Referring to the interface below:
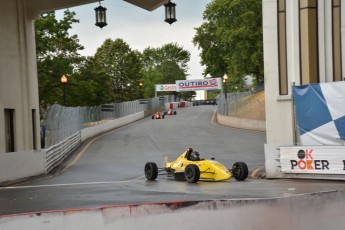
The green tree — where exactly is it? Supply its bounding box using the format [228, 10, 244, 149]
[35, 10, 84, 110]
[69, 57, 113, 106]
[142, 68, 163, 98]
[193, 0, 263, 91]
[142, 43, 190, 97]
[94, 38, 143, 102]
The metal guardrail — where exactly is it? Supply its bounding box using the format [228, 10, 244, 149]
[45, 132, 81, 173]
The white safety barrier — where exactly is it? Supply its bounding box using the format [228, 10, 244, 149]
[0, 112, 145, 184]
[81, 112, 144, 142]
[0, 150, 45, 183]
[1, 190, 345, 230]
[217, 112, 266, 132]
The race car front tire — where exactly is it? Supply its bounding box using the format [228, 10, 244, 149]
[145, 162, 158, 180]
[232, 162, 248, 181]
[184, 164, 200, 183]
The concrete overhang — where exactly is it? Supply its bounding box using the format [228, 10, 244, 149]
[27, 0, 98, 18]
[123, 0, 166, 11]
[27, 0, 166, 18]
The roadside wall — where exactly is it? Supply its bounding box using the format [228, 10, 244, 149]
[0, 112, 145, 184]
[1, 191, 345, 230]
[216, 112, 266, 132]
[81, 112, 144, 142]
[0, 151, 45, 183]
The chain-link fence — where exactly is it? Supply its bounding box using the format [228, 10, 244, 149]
[217, 92, 252, 115]
[41, 95, 176, 148]
[217, 90, 265, 120]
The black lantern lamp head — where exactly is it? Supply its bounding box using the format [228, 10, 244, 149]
[95, 1, 107, 29]
[164, 1, 177, 25]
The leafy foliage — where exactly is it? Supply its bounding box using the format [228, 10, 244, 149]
[35, 11, 191, 110]
[70, 57, 113, 106]
[193, 0, 263, 91]
[35, 10, 84, 109]
[93, 38, 143, 102]
[142, 43, 191, 97]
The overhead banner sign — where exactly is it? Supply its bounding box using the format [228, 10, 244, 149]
[155, 84, 177, 92]
[176, 78, 222, 92]
[280, 146, 345, 174]
[293, 82, 345, 145]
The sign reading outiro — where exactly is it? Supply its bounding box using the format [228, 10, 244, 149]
[280, 146, 345, 174]
[176, 78, 222, 91]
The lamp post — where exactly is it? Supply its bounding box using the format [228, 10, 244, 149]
[138, 82, 144, 99]
[60, 74, 68, 106]
[223, 73, 228, 100]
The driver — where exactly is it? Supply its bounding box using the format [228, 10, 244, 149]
[190, 151, 200, 161]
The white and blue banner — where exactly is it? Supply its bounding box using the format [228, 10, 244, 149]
[293, 82, 345, 145]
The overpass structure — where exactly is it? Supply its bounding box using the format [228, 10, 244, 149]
[0, 0, 167, 182]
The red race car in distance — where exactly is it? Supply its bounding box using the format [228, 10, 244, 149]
[152, 112, 165, 119]
[164, 109, 177, 116]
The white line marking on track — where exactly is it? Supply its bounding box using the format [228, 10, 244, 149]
[1, 176, 146, 190]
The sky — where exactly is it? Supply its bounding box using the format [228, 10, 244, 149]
[57, 0, 212, 81]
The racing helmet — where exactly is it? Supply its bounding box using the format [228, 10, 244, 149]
[190, 151, 200, 161]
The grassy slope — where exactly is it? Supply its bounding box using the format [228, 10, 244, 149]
[227, 91, 266, 120]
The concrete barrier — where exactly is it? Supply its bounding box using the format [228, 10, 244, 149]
[0, 112, 145, 185]
[81, 112, 144, 142]
[216, 112, 266, 132]
[165, 102, 179, 109]
[0, 150, 45, 184]
[1, 190, 345, 230]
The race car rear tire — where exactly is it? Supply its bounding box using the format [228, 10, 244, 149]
[232, 162, 248, 181]
[174, 111, 176, 115]
[152, 115, 154, 119]
[184, 164, 200, 183]
[162, 115, 165, 119]
[145, 162, 158, 180]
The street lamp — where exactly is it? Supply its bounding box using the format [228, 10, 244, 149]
[95, 1, 107, 29]
[60, 74, 68, 106]
[164, 1, 177, 25]
[223, 73, 228, 99]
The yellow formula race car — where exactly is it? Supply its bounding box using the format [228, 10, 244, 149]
[144, 148, 248, 183]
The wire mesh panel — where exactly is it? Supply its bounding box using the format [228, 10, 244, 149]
[217, 91, 265, 120]
[41, 97, 166, 148]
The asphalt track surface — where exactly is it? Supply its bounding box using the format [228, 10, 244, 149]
[1, 105, 345, 216]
